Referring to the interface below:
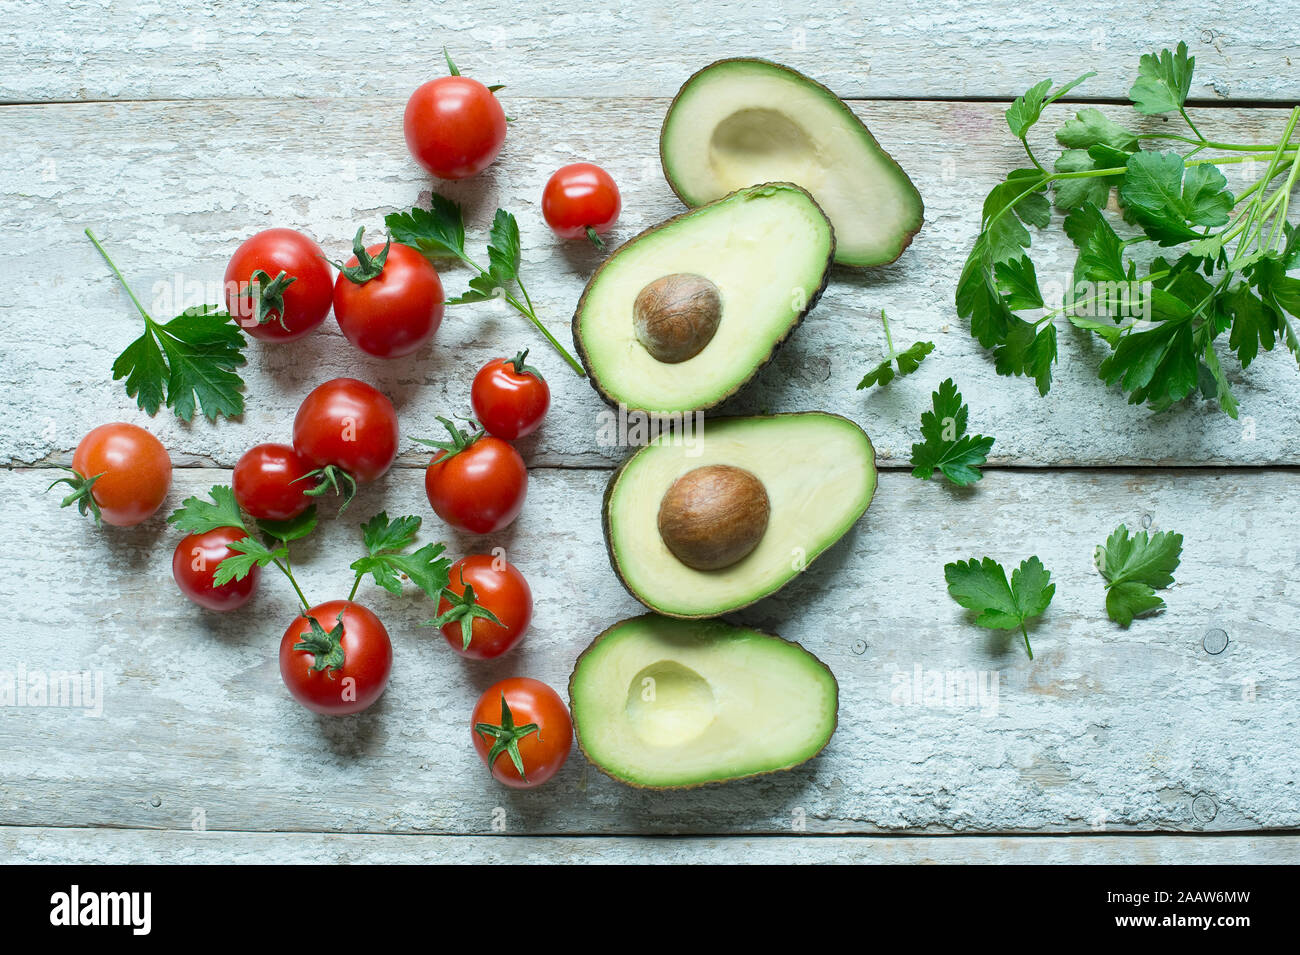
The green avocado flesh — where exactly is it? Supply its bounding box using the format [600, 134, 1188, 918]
[572, 183, 833, 414]
[604, 413, 876, 618]
[660, 58, 924, 267]
[569, 614, 838, 788]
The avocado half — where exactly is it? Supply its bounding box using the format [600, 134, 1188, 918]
[660, 58, 924, 267]
[569, 614, 838, 789]
[603, 412, 877, 618]
[572, 183, 834, 415]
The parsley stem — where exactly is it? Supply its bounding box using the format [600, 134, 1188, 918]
[347, 572, 362, 603]
[1021, 627, 1033, 660]
[1179, 106, 1207, 144]
[85, 228, 154, 325]
[272, 556, 311, 613]
[880, 310, 896, 354]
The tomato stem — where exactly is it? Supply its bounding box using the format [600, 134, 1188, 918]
[85, 228, 154, 325]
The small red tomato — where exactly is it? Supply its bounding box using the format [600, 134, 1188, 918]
[471, 677, 572, 788]
[542, 163, 621, 246]
[279, 600, 393, 716]
[471, 349, 550, 440]
[293, 378, 400, 486]
[436, 554, 532, 659]
[224, 228, 334, 342]
[420, 419, 527, 535]
[172, 526, 259, 612]
[403, 54, 507, 180]
[333, 235, 444, 359]
[233, 443, 314, 522]
[59, 423, 172, 527]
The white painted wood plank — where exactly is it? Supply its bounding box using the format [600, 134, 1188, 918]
[3, 827, 1294, 864]
[3, 98, 1299, 469]
[2, 465, 1295, 834]
[3, 2, 1295, 103]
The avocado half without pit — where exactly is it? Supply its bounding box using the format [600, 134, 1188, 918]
[572, 183, 834, 415]
[660, 58, 924, 267]
[603, 412, 876, 618]
[569, 614, 838, 788]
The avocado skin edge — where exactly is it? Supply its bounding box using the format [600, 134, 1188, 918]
[570, 182, 836, 414]
[599, 411, 878, 620]
[567, 612, 841, 790]
[658, 57, 925, 268]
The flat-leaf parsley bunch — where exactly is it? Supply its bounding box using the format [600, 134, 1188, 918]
[958, 42, 1300, 416]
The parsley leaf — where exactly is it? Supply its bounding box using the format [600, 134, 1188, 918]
[214, 536, 287, 586]
[385, 193, 468, 259]
[167, 485, 246, 534]
[944, 556, 1055, 658]
[910, 378, 995, 486]
[1120, 151, 1234, 244]
[1129, 42, 1195, 115]
[857, 311, 935, 389]
[349, 512, 451, 600]
[1056, 108, 1139, 152]
[1095, 523, 1183, 627]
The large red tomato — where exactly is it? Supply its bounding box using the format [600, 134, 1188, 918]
[542, 163, 621, 245]
[224, 228, 334, 342]
[172, 526, 259, 612]
[420, 421, 527, 534]
[293, 378, 399, 485]
[436, 554, 532, 659]
[403, 63, 507, 180]
[470, 350, 550, 440]
[60, 423, 172, 527]
[232, 443, 314, 522]
[333, 240, 444, 358]
[279, 600, 393, 716]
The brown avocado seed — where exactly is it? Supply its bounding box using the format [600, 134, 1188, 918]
[657, 465, 770, 571]
[633, 273, 722, 363]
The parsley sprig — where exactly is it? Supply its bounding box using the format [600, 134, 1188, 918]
[87, 229, 247, 422]
[945, 555, 1056, 658]
[958, 42, 1300, 416]
[857, 311, 935, 389]
[1095, 523, 1184, 627]
[347, 511, 452, 603]
[910, 379, 995, 486]
[385, 195, 585, 375]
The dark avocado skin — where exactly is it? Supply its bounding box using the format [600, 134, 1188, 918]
[658, 57, 925, 267]
[567, 612, 840, 790]
[600, 411, 878, 620]
[570, 182, 836, 415]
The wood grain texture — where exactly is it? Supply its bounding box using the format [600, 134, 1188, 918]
[2, 465, 1295, 835]
[3, 97, 1299, 469]
[3, 2, 1295, 103]
[3, 828, 1295, 864]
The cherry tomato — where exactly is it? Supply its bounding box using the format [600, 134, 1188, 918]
[542, 163, 621, 245]
[471, 677, 572, 788]
[62, 423, 172, 527]
[172, 526, 259, 612]
[279, 600, 392, 716]
[232, 443, 314, 522]
[403, 56, 507, 180]
[436, 554, 532, 659]
[333, 240, 444, 358]
[224, 228, 334, 342]
[471, 349, 550, 440]
[421, 420, 527, 534]
[293, 378, 399, 485]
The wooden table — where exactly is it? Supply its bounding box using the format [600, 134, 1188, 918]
[2, 1, 1297, 864]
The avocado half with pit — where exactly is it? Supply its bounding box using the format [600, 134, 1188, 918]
[660, 58, 924, 267]
[603, 412, 876, 618]
[572, 182, 834, 415]
[569, 614, 838, 788]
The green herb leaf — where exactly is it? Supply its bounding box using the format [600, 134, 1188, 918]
[910, 378, 995, 486]
[1095, 523, 1183, 627]
[386, 194, 469, 260]
[944, 556, 1055, 658]
[1129, 42, 1195, 115]
[214, 535, 286, 585]
[1056, 108, 1139, 151]
[348, 512, 451, 600]
[1120, 152, 1233, 244]
[167, 485, 247, 535]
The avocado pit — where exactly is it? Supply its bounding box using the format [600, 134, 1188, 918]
[657, 464, 770, 571]
[633, 272, 721, 363]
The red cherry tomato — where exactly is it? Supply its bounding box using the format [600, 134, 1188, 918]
[472, 678, 572, 788]
[471, 350, 550, 440]
[172, 526, 259, 612]
[232, 443, 314, 522]
[279, 600, 392, 716]
[333, 241, 444, 358]
[224, 228, 334, 342]
[421, 421, 527, 534]
[403, 60, 507, 180]
[542, 163, 621, 244]
[293, 378, 399, 485]
[65, 423, 172, 527]
[437, 554, 532, 659]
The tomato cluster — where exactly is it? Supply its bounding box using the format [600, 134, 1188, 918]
[52, 50, 599, 789]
